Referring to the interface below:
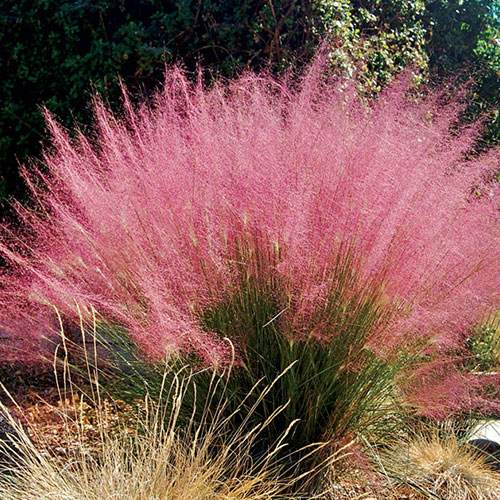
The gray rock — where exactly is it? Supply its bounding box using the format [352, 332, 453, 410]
[468, 420, 500, 471]
[468, 439, 500, 471]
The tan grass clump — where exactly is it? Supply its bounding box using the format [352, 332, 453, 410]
[0, 367, 334, 500]
[382, 430, 500, 500]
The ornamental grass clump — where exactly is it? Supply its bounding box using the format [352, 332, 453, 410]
[380, 429, 500, 500]
[1, 59, 500, 453]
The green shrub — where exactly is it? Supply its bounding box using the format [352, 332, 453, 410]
[467, 320, 500, 373]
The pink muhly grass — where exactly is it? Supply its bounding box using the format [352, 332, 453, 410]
[1, 61, 500, 414]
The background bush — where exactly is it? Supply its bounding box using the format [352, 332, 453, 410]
[0, 0, 317, 204]
[2, 0, 500, 205]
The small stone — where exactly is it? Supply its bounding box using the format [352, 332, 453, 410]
[468, 438, 500, 471]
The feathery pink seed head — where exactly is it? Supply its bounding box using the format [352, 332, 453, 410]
[1, 62, 500, 415]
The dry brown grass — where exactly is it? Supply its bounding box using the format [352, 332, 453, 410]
[379, 430, 500, 500]
[0, 368, 332, 500]
[1, 381, 499, 500]
[0, 361, 352, 500]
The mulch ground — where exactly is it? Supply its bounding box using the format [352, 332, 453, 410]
[0, 361, 132, 458]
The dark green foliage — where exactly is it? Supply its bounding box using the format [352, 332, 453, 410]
[1, 0, 162, 203]
[425, 0, 491, 74]
[423, 1, 500, 149]
[0, 0, 317, 205]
